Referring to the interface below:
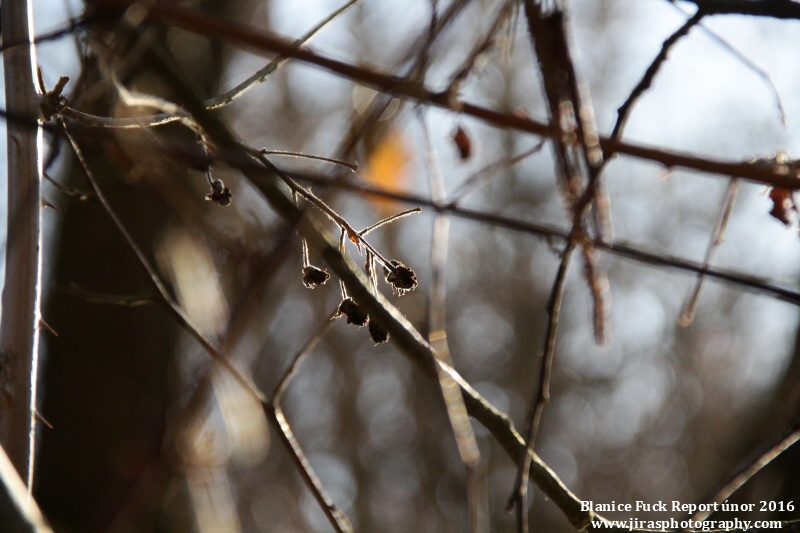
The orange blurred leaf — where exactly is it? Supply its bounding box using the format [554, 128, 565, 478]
[362, 131, 410, 212]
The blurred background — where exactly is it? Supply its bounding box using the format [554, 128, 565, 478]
[1, 0, 799, 531]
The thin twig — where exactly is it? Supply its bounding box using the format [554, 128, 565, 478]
[508, 241, 576, 531]
[61, 123, 266, 405]
[250, 148, 400, 272]
[612, 11, 704, 139]
[266, 406, 353, 533]
[60, 283, 157, 307]
[444, 0, 517, 97]
[61, 0, 361, 129]
[266, 314, 353, 533]
[272, 314, 337, 408]
[43, 173, 95, 201]
[667, 1, 787, 127]
[62, 9, 800, 191]
[358, 208, 422, 236]
[260, 149, 358, 172]
[691, 424, 800, 524]
[679, 179, 741, 326]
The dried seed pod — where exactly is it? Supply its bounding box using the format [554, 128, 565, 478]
[337, 298, 368, 327]
[205, 179, 232, 206]
[368, 320, 389, 344]
[302, 265, 330, 289]
[385, 260, 417, 296]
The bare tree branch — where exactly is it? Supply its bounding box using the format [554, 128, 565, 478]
[612, 11, 704, 139]
[0, 0, 44, 488]
[679, 0, 800, 19]
[66, 4, 800, 191]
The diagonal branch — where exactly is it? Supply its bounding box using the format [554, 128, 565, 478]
[612, 11, 704, 139]
[61, 124, 266, 405]
[690, 423, 800, 524]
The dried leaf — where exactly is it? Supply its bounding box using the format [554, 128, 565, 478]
[453, 125, 472, 161]
[768, 187, 796, 226]
[346, 227, 362, 252]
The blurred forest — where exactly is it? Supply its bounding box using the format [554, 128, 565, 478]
[2, 0, 800, 532]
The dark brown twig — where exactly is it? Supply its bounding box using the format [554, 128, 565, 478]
[508, 240, 575, 531]
[266, 406, 353, 533]
[512, 3, 609, 528]
[267, 315, 353, 533]
[667, 1, 787, 127]
[612, 11, 704, 139]
[680, 0, 800, 19]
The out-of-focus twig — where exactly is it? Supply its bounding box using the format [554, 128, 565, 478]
[0, 443, 53, 532]
[419, 112, 487, 533]
[679, 179, 740, 326]
[444, 0, 517, 98]
[449, 140, 545, 204]
[512, 3, 609, 528]
[60, 283, 157, 307]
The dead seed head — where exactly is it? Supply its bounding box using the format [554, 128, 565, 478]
[337, 298, 368, 327]
[385, 260, 417, 295]
[205, 179, 232, 206]
[302, 265, 330, 289]
[368, 320, 390, 344]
